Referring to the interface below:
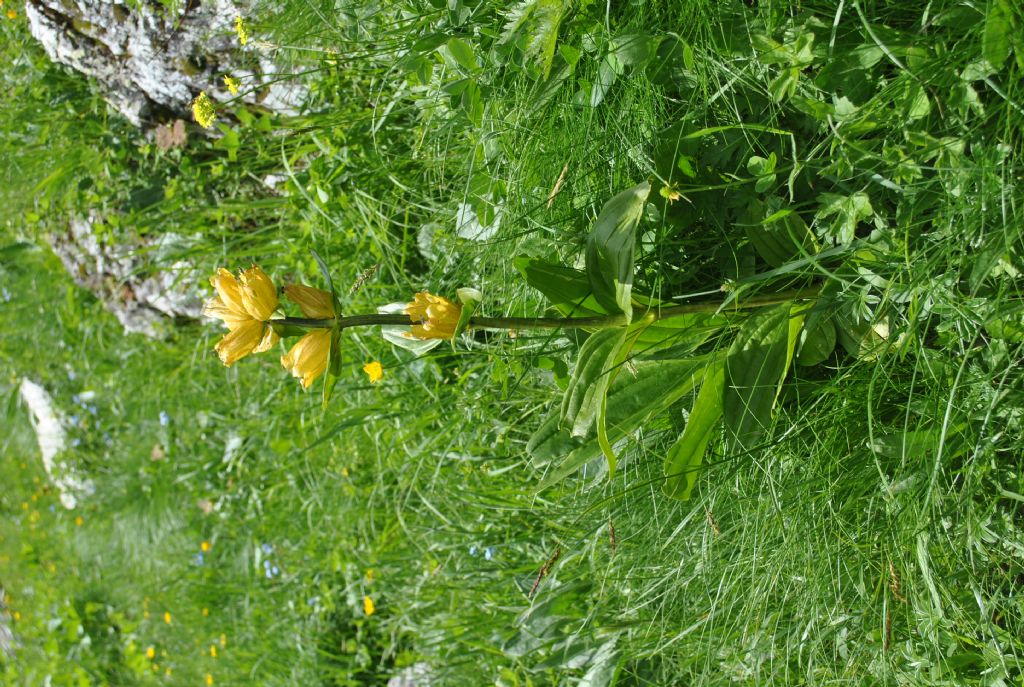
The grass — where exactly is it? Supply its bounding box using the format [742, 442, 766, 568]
[2, 0, 1023, 684]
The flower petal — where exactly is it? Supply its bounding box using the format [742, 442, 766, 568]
[214, 319, 264, 366]
[284, 284, 335, 319]
[280, 329, 331, 389]
[210, 268, 247, 317]
[202, 295, 251, 331]
[362, 361, 383, 383]
[238, 266, 279, 321]
[252, 324, 280, 353]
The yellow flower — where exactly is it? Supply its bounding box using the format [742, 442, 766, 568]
[220, 633, 227, 648]
[280, 329, 332, 389]
[283, 284, 335, 319]
[202, 607, 209, 616]
[163, 612, 172, 625]
[191, 91, 217, 129]
[210, 644, 217, 658]
[234, 16, 248, 45]
[203, 267, 280, 366]
[146, 646, 156, 660]
[201, 541, 211, 553]
[405, 292, 461, 339]
[363, 596, 375, 616]
[362, 361, 383, 383]
[660, 183, 682, 204]
[74, 516, 84, 526]
[223, 75, 240, 96]
[206, 674, 214, 686]
[6, 8, 16, 19]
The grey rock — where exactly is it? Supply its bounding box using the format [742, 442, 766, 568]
[49, 213, 204, 337]
[25, 0, 305, 127]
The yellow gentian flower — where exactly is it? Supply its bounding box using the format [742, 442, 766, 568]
[203, 266, 280, 366]
[283, 284, 335, 319]
[362, 361, 383, 383]
[405, 292, 461, 339]
[280, 329, 332, 389]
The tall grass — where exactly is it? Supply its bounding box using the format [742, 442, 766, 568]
[2, 0, 1022, 684]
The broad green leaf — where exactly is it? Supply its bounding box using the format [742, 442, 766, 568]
[796, 311, 836, 366]
[532, 354, 716, 490]
[815, 192, 874, 245]
[663, 359, 724, 500]
[983, 0, 1012, 69]
[585, 181, 650, 321]
[446, 37, 478, 72]
[513, 256, 607, 316]
[560, 328, 628, 436]
[743, 202, 817, 268]
[610, 33, 660, 66]
[723, 304, 793, 452]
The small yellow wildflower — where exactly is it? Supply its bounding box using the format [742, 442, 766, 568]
[206, 674, 214, 686]
[6, 8, 16, 19]
[281, 329, 332, 389]
[363, 596, 375, 616]
[165, 667, 172, 677]
[362, 361, 383, 383]
[191, 92, 217, 129]
[203, 266, 280, 366]
[660, 183, 682, 204]
[163, 612, 172, 625]
[210, 644, 218, 658]
[405, 292, 461, 340]
[75, 516, 84, 526]
[13, 611, 20, 621]
[146, 646, 156, 660]
[223, 75, 240, 96]
[365, 568, 374, 582]
[202, 607, 209, 616]
[201, 541, 212, 553]
[234, 16, 248, 46]
[220, 633, 227, 648]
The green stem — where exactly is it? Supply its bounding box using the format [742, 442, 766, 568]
[275, 286, 820, 333]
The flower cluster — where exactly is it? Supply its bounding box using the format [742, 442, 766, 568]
[204, 265, 465, 393]
[192, 92, 217, 129]
[405, 292, 461, 339]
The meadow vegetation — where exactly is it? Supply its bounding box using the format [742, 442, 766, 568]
[2, 0, 1023, 684]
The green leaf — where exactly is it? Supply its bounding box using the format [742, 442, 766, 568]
[585, 181, 651, 321]
[796, 311, 836, 366]
[983, 0, 1013, 69]
[663, 360, 724, 500]
[723, 304, 794, 452]
[815, 192, 874, 245]
[322, 329, 342, 409]
[451, 287, 482, 343]
[610, 33, 660, 66]
[446, 37, 478, 72]
[561, 328, 629, 437]
[311, 249, 335, 298]
[532, 354, 716, 489]
[513, 256, 607, 316]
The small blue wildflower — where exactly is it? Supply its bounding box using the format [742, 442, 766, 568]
[49, 505, 56, 513]
[72, 394, 82, 405]
[1, 287, 10, 302]
[70, 414, 81, 427]
[193, 553, 205, 566]
[484, 547, 495, 561]
[265, 568, 273, 579]
[261, 543, 273, 554]
[71, 438, 82, 448]
[271, 566, 280, 576]
[159, 411, 170, 426]
[469, 545, 478, 557]
[263, 559, 272, 569]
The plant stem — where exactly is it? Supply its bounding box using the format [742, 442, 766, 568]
[275, 286, 820, 333]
